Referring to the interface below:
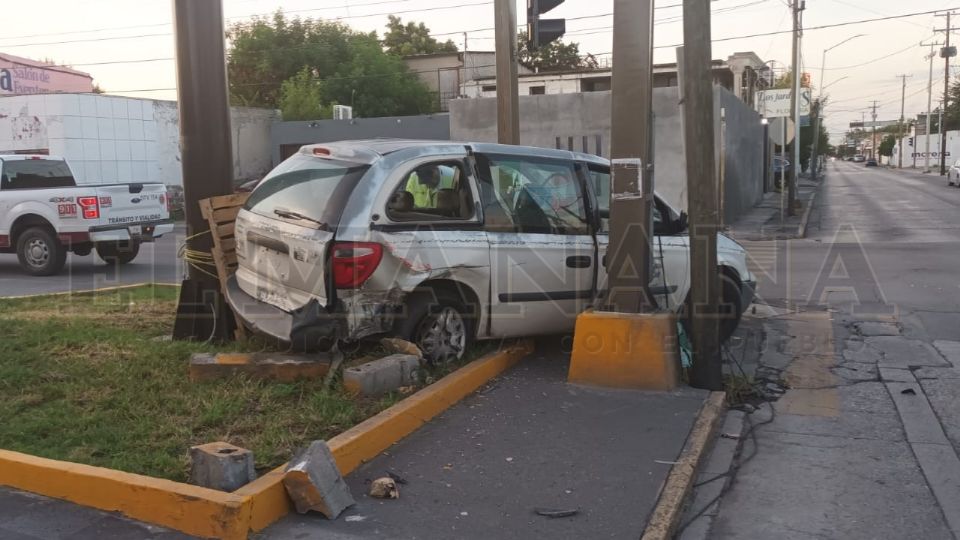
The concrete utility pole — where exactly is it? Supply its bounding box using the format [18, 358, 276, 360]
[682, 0, 722, 390]
[787, 0, 804, 215]
[923, 40, 942, 173]
[494, 0, 519, 145]
[897, 74, 912, 168]
[606, 0, 655, 313]
[871, 100, 879, 159]
[171, 0, 235, 340]
[936, 12, 955, 175]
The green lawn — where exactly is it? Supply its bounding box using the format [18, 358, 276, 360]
[0, 285, 403, 482]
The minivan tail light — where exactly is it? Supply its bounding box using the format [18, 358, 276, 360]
[331, 242, 382, 289]
[77, 196, 100, 219]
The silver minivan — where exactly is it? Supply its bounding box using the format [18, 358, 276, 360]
[225, 140, 756, 363]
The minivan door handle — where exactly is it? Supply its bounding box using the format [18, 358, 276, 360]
[566, 255, 592, 269]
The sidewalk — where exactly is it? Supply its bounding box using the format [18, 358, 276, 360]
[725, 178, 819, 241]
[263, 339, 710, 539]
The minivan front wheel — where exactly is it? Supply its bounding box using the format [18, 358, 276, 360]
[395, 289, 474, 365]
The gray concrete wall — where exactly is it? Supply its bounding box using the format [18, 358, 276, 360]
[271, 114, 451, 166]
[449, 87, 765, 221]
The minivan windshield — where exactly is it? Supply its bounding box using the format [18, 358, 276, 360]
[244, 153, 369, 229]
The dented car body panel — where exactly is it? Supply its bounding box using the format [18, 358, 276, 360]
[226, 139, 756, 349]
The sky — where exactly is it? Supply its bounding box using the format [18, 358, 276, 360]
[2, 0, 959, 144]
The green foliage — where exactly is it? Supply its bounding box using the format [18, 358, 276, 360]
[878, 133, 897, 157]
[227, 11, 435, 117]
[518, 31, 598, 73]
[383, 15, 458, 56]
[279, 68, 330, 120]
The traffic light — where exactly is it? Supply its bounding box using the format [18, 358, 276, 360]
[909, 137, 914, 147]
[527, 0, 566, 50]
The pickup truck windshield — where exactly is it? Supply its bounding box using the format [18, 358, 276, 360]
[0, 159, 76, 190]
[244, 154, 368, 229]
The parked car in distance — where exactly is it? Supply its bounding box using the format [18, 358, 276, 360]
[853, 155, 866, 163]
[225, 140, 757, 364]
[947, 159, 960, 186]
[0, 155, 173, 276]
[865, 158, 878, 167]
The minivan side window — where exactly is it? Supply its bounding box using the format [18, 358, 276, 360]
[477, 155, 589, 235]
[387, 161, 475, 222]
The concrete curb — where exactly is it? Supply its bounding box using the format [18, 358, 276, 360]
[0, 282, 179, 300]
[641, 391, 727, 540]
[0, 340, 534, 538]
[797, 189, 819, 239]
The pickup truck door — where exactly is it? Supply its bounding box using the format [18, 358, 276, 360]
[476, 153, 596, 338]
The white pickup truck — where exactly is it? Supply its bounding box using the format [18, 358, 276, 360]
[0, 155, 173, 276]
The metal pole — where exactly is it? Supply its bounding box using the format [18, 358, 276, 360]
[606, 0, 655, 313]
[809, 47, 827, 178]
[494, 0, 519, 145]
[898, 74, 911, 168]
[943, 12, 952, 176]
[871, 100, 878, 160]
[926, 42, 934, 173]
[780, 119, 786, 225]
[682, 0, 722, 390]
[171, 0, 235, 340]
[788, 0, 803, 215]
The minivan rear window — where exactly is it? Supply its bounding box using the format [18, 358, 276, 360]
[244, 154, 369, 229]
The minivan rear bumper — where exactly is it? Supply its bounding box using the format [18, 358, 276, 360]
[225, 275, 342, 346]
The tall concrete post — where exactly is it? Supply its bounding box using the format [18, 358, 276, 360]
[605, 0, 655, 313]
[171, 0, 236, 340]
[494, 0, 519, 145]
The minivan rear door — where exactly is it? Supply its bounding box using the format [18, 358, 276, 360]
[234, 153, 369, 312]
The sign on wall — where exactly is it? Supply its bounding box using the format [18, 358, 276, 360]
[755, 88, 812, 118]
[0, 54, 93, 95]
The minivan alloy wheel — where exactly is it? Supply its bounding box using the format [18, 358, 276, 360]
[416, 306, 466, 364]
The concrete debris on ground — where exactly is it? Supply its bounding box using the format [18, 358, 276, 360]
[188, 441, 256, 492]
[283, 441, 355, 519]
[343, 354, 421, 397]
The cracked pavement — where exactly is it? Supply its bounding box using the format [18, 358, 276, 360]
[699, 163, 960, 540]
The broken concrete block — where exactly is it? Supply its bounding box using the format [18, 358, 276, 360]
[369, 477, 400, 499]
[343, 354, 421, 397]
[283, 441, 355, 518]
[189, 442, 256, 492]
[189, 352, 331, 382]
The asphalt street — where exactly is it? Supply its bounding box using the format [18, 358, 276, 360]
[697, 161, 960, 540]
[0, 225, 183, 297]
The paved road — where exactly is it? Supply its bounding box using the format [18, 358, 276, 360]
[694, 162, 960, 539]
[0, 225, 183, 297]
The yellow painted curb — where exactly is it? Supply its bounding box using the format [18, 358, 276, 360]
[0, 282, 179, 301]
[641, 391, 727, 540]
[0, 340, 534, 538]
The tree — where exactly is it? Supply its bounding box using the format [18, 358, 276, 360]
[878, 134, 897, 157]
[279, 68, 329, 120]
[383, 15, 457, 56]
[517, 31, 599, 72]
[227, 11, 435, 117]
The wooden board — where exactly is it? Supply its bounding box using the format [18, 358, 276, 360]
[198, 192, 251, 340]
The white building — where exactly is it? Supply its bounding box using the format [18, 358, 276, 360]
[461, 52, 768, 108]
[0, 93, 278, 186]
[403, 51, 533, 111]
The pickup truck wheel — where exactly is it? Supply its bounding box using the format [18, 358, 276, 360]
[394, 289, 474, 366]
[16, 227, 66, 276]
[97, 241, 140, 265]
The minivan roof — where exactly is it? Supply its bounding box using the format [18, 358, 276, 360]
[298, 139, 608, 166]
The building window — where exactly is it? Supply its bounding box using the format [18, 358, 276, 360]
[581, 77, 611, 92]
[482, 85, 497, 93]
[529, 86, 546, 95]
